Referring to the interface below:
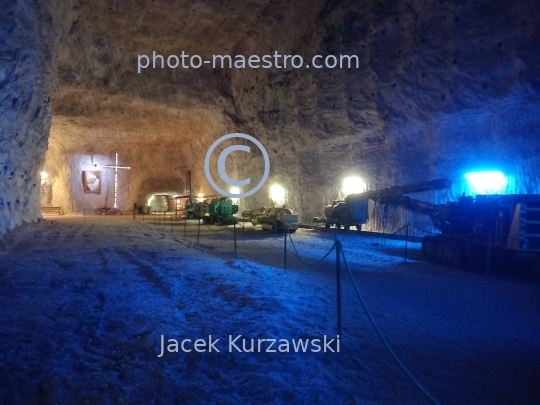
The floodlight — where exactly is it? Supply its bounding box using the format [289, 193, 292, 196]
[464, 171, 507, 194]
[270, 184, 286, 205]
[342, 176, 366, 196]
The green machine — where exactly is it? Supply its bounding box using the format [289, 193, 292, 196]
[194, 197, 238, 224]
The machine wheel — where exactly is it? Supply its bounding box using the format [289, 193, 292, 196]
[324, 223, 331, 230]
[356, 224, 362, 232]
[423, 235, 465, 268]
[344, 224, 350, 231]
[422, 236, 438, 262]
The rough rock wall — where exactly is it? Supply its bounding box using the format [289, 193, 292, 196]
[45, 89, 230, 212]
[0, 0, 55, 235]
[36, 0, 540, 232]
[43, 0, 245, 213]
[228, 0, 540, 230]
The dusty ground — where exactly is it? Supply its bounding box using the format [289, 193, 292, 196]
[0, 215, 539, 404]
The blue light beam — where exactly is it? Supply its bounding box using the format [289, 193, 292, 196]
[464, 171, 508, 195]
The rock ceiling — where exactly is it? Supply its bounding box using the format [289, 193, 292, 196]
[2, 0, 540, 233]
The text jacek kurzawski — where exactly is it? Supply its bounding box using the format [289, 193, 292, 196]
[158, 335, 340, 356]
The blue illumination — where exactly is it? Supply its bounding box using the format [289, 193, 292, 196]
[464, 171, 508, 195]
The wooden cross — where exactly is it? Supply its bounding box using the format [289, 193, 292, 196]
[102, 153, 130, 209]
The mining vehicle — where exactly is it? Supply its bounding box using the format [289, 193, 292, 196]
[340, 178, 540, 268]
[395, 193, 540, 268]
[314, 200, 368, 231]
[196, 197, 239, 225]
[242, 205, 299, 233]
[317, 179, 451, 231]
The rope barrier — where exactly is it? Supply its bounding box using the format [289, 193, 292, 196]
[203, 222, 230, 232]
[409, 225, 438, 235]
[388, 224, 409, 235]
[287, 232, 337, 265]
[283, 230, 439, 403]
[339, 246, 440, 405]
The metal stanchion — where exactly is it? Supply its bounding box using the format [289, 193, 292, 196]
[170, 215, 172, 233]
[283, 224, 288, 271]
[485, 232, 492, 277]
[234, 222, 237, 253]
[184, 216, 187, 236]
[143, 213, 145, 222]
[336, 239, 342, 336]
[84, 209, 86, 221]
[404, 224, 409, 263]
[274, 219, 277, 240]
[197, 218, 201, 243]
[163, 212, 166, 228]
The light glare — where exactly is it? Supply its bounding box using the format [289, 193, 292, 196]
[342, 176, 366, 196]
[270, 184, 286, 205]
[465, 171, 508, 195]
[230, 187, 240, 203]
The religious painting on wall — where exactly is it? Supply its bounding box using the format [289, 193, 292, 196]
[82, 171, 101, 194]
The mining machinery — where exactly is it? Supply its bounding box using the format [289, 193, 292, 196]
[317, 179, 451, 231]
[242, 205, 299, 233]
[396, 193, 540, 267]
[197, 197, 239, 225]
[337, 178, 540, 268]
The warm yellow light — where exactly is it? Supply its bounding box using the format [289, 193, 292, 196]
[270, 184, 286, 205]
[41, 171, 48, 180]
[230, 187, 240, 203]
[147, 195, 154, 206]
[197, 193, 203, 198]
[342, 176, 366, 196]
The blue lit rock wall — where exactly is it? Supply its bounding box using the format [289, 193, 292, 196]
[0, 0, 54, 235]
[28, 0, 540, 234]
[229, 0, 540, 232]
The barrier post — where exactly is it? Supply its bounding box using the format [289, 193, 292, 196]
[234, 222, 237, 253]
[485, 231, 492, 277]
[284, 224, 288, 271]
[84, 209, 86, 221]
[274, 219, 277, 240]
[163, 212, 166, 228]
[184, 215, 187, 236]
[170, 215, 172, 233]
[404, 224, 409, 263]
[197, 218, 201, 244]
[336, 239, 342, 336]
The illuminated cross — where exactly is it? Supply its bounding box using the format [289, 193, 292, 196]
[102, 153, 130, 209]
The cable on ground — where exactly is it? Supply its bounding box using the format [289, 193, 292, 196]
[339, 246, 440, 405]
